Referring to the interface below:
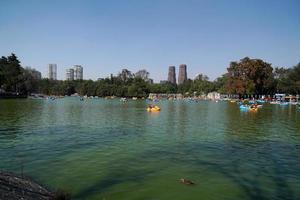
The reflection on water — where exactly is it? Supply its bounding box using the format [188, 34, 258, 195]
[0, 98, 300, 200]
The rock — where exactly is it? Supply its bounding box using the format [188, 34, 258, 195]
[0, 171, 54, 200]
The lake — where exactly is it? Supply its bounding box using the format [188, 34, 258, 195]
[0, 98, 300, 200]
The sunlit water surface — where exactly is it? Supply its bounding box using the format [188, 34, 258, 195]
[0, 98, 300, 200]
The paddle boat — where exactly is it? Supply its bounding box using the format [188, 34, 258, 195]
[240, 104, 260, 112]
[250, 104, 260, 111]
[279, 102, 289, 106]
[270, 101, 279, 104]
[249, 107, 258, 112]
[240, 105, 250, 110]
[147, 105, 161, 112]
[47, 96, 56, 100]
[248, 100, 255, 104]
[237, 101, 243, 105]
[256, 99, 265, 104]
[120, 97, 127, 102]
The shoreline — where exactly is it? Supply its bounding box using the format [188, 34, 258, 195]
[0, 93, 27, 99]
[0, 171, 54, 200]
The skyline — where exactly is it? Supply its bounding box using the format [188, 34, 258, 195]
[0, 0, 300, 82]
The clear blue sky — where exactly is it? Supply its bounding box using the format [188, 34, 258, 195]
[0, 0, 299, 82]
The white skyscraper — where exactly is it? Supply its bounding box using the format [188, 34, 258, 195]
[66, 68, 74, 81]
[74, 65, 83, 80]
[48, 64, 57, 80]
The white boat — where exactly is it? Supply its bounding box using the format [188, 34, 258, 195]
[279, 102, 289, 106]
[120, 97, 127, 102]
[270, 101, 279, 104]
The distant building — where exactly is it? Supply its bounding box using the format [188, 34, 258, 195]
[160, 80, 168, 84]
[168, 66, 176, 84]
[48, 64, 57, 80]
[25, 67, 42, 79]
[148, 79, 154, 84]
[66, 68, 74, 81]
[178, 64, 187, 84]
[74, 65, 83, 80]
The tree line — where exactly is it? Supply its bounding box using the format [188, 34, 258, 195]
[0, 54, 299, 97]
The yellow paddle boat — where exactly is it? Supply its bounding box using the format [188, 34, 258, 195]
[147, 105, 161, 112]
[249, 104, 258, 111]
[249, 107, 258, 112]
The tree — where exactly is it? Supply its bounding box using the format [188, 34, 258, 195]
[0, 56, 7, 88]
[272, 65, 300, 94]
[274, 67, 290, 79]
[0, 54, 23, 93]
[177, 79, 193, 95]
[20, 68, 39, 94]
[195, 74, 209, 82]
[289, 63, 300, 93]
[227, 57, 273, 95]
[213, 74, 228, 94]
[135, 69, 150, 82]
[176, 74, 216, 96]
[118, 69, 133, 83]
[79, 80, 96, 96]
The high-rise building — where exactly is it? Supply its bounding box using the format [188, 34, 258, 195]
[48, 64, 57, 80]
[148, 79, 154, 84]
[178, 64, 187, 84]
[66, 68, 74, 81]
[168, 66, 176, 84]
[74, 65, 83, 80]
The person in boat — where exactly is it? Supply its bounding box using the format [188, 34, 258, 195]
[180, 178, 195, 185]
[251, 104, 257, 109]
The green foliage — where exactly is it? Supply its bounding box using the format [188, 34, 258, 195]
[227, 57, 273, 95]
[192, 75, 215, 95]
[149, 82, 177, 94]
[0, 54, 23, 92]
[177, 75, 215, 96]
[0, 54, 43, 94]
[135, 69, 150, 82]
[213, 74, 228, 93]
[274, 63, 300, 94]
[177, 79, 193, 94]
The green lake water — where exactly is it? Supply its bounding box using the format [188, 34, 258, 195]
[0, 98, 300, 200]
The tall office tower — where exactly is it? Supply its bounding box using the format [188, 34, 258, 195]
[74, 65, 83, 80]
[48, 64, 57, 80]
[168, 66, 176, 84]
[178, 64, 187, 84]
[66, 68, 74, 81]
